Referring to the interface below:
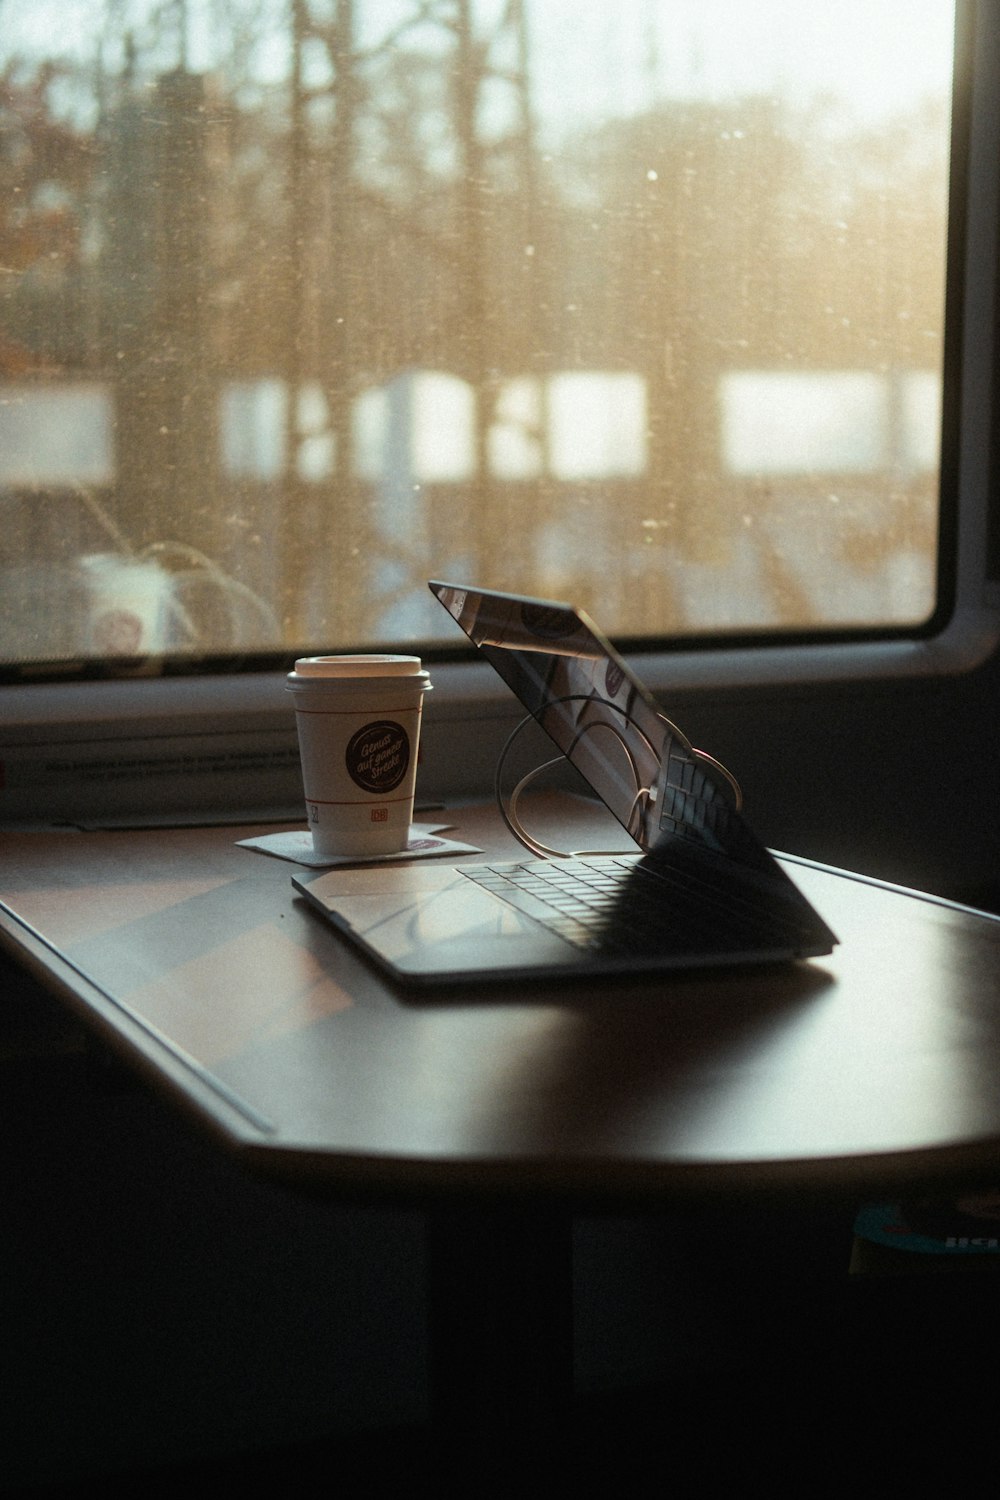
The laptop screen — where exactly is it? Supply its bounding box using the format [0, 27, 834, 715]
[429, 579, 726, 851]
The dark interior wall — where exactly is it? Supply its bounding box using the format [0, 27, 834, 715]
[672, 640, 1000, 909]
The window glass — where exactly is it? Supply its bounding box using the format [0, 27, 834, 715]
[0, 0, 956, 669]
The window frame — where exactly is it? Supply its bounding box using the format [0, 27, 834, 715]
[2, 0, 998, 829]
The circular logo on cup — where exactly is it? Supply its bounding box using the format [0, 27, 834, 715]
[346, 720, 410, 794]
[93, 609, 145, 656]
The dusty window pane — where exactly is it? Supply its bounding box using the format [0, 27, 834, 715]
[0, 1, 955, 664]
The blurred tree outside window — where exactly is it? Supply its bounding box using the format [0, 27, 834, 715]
[0, 0, 955, 666]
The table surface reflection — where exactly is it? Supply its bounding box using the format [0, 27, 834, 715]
[3, 793, 1000, 1203]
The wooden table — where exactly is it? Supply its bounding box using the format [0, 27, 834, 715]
[4, 794, 1000, 1459]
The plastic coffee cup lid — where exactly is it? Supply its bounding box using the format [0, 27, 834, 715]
[291, 654, 424, 678]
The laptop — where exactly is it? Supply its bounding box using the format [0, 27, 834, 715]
[291, 581, 837, 986]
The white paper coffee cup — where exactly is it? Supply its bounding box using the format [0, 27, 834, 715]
[287, 655, 431, 856]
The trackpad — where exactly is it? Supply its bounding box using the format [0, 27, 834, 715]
[293, 871, 575, 979]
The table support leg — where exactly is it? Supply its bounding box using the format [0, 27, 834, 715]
[426, 1206, 574, 1468]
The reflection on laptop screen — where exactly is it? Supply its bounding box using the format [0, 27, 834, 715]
[429, 579, 736, 852]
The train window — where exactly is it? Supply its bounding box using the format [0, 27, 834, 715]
[0, 1, 960, 674]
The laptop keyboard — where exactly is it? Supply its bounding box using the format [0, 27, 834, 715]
[458, 844, 823, 958]
[459, 855, 700, 954]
